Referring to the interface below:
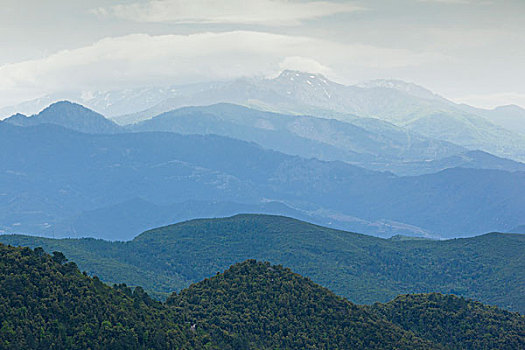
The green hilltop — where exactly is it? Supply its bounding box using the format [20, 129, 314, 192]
[1, 214, 523, 313]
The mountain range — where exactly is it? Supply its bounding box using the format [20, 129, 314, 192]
[129, 103, 464, 173]
[2, 70, 525, 162]
[1, 72, 525, 239]
[1, 69, 524, 349]
[5, 99, 525, 177]
[129, 102, 525, 175]
[2, 115, 525, 239]
[2, 214, 523, 314]
[114, 71, 525, 163]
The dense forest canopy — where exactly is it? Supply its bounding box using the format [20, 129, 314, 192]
[0, 243, 523, 349]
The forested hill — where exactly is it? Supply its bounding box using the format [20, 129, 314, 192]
[1, 244, 524, 349]
[0, 244, 205, 349]
[170, 260, 524, 350]
[168, 260, 433, 349]
[373, 293, 525, 349]
[1, 214, 523, 313]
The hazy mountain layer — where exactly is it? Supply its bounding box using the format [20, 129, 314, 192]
[2, 71, 524, 161]
[461, 103, 525, 136]
[131, 102, 525, 175]
[372, 150, 525, 176]
[2, 121, 525, 238]
[112, 70, 525, 162]
[6, 100, 525, 177]
[3, 70, 525, 162]
[131, 103, 470, 172]
[510, 225, 525, 233]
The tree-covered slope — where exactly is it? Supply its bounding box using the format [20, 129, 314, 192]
[168, 260, 434, 349]
[2, 214, 523, 313]
[0, 244, 204, 349]
[2, 244, 522, 349]
[373, 293, 525, 350]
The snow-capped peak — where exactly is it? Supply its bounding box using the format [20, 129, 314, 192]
[276, 70, 329, 84]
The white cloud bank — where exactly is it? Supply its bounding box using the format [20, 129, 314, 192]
[0, 31, 448, 107]
[92, 0, 363, 25]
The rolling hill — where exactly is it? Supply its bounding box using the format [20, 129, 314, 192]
[2, 214, 523, 314]
[51, 198, 405, 242]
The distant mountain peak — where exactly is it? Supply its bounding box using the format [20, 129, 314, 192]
[41, 100, 95, 114]
[4, 100, 121, 134]
[10, 112, 27, 118]
[274, 69, 333, 87]
[278, 69, 327, 79]
[2, 113, 29, 126]
[493, 104, 525, 112]
[356, 79, 442, 101]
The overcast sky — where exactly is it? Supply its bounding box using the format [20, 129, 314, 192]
[1, 0, 524, 109]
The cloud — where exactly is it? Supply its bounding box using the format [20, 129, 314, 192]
[279, 57, 333, 76]
[0, 31, 449, 107]
[91, 0, 363, 25]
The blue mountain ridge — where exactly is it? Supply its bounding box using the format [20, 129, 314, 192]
[1, 118, 524, 239]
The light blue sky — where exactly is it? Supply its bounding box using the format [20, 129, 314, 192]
[1, 0, 524, 108]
